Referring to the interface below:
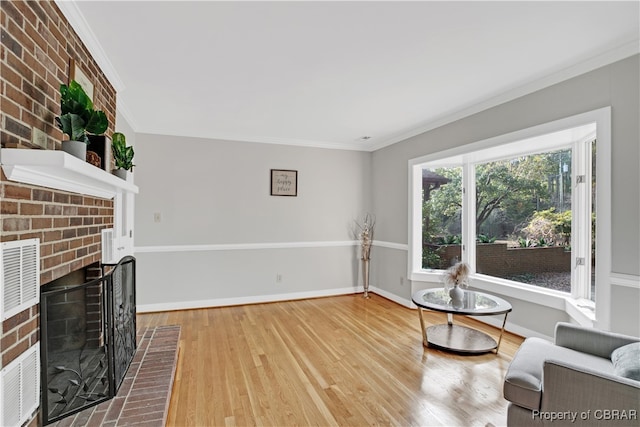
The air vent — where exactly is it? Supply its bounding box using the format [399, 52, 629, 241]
[102, 228, 116, 264]
[0, 343, 40, 427]
[1, 239, 39, 321]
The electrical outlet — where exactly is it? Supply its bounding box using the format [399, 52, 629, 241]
[153, 212, 161, 223]
[276, 274, 282, 283]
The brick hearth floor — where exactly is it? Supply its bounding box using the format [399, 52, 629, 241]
[52, 325, 181, 427]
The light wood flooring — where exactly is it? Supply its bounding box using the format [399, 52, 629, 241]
[137, 294, 524, 427]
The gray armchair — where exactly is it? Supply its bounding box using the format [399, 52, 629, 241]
[504, 322, 640, 426]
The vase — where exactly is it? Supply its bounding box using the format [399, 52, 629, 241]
[449, 284, 464, 309]
[362, 258, 370, 299]
[113, 168, 128, 180]
[61, 140, 87, 160]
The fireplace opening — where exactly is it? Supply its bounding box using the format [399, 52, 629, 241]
[40, 257, 136, 425]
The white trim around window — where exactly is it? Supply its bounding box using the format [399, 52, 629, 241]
[408, 107, 612, 329]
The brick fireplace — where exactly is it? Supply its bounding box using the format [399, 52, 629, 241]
[1, 172, 116, 425]
[1, 174, 114, 359]
[1, 1, 122, 425]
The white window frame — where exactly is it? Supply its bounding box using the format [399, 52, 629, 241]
[408, 107, 611, 328]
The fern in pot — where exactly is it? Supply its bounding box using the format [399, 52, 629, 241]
[111, 132, 134, 179]
[55, 80, 108, 160]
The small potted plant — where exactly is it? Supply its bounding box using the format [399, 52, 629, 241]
[55, 80, 108, 160]
[111, 132, 134, 179]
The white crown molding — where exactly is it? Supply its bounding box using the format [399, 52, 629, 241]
[116, 98, 140, 133]
[150, 39, 638, 153]
[135, 129, 368, 152]
[55, 1, 638, 153]
[54, 0, 126, 93]
[368, 39, 640, 152]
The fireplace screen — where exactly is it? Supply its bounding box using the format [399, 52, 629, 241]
[40, 256, 136, 425]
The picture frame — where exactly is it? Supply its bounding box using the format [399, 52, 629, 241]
[69, 59, 94, 100]
[270, 169, 298, 197]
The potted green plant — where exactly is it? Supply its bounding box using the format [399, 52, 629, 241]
[111, 132, 134, 179]
[55, 80, 108, 160]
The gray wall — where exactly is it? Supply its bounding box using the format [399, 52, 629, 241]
[132, 56, 638, 338]
[370, 55, 640, 337]
[133, 134, 370, 309]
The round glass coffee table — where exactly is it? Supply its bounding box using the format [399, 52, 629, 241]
[412, 288, 512, 354]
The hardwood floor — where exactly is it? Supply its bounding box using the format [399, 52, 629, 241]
[137, 294, 524, 427]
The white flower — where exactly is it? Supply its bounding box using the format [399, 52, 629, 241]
[443, 262, 470, 290]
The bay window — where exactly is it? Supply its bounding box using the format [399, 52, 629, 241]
[409, 108, 611, 326]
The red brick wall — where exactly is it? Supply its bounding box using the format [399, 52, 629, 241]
[1, 5, 118, 426]
[0, 172, 114, 370]
[1, 0, 116, 149]
[1, 172, 114, 282]
[476, 243, 571, 276]
[435, 243, 571, 276]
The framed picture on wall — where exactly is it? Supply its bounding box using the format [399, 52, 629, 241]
[69, 59, 94, 99]
[270, 169, 298, 197]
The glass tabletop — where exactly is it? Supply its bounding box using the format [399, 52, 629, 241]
[412, 288, 512, 315]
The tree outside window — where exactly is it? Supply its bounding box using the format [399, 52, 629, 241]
[421, 137, 595, 301]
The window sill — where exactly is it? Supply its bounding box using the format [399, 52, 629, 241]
[565, 298, 595, 327]
[410, 270, 594, 325]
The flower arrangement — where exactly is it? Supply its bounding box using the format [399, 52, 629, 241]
[443, 261, 470, 290]
[356, 213, 375, 261]
[355, 213, 375, 298]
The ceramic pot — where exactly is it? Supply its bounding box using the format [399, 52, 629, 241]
[113, 168, 128, 180]
[61, 140, 87, 160]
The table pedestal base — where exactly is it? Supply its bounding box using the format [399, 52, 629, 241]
[425, 324, 497, 354]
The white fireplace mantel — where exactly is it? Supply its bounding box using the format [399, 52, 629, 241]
[1, 148, 138, 199]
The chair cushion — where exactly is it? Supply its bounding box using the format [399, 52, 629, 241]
[611, 342, 640, 381]
[504, 337, 615, 411]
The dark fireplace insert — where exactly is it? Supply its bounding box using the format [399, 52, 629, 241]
[40, 256, 136, 425]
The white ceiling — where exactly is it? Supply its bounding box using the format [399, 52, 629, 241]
[60, 1, 639, 151]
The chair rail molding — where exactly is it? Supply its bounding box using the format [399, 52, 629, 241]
[610, 272, 640, 289]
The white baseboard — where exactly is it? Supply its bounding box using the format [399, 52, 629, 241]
[467, 315, 553, 342]
[137, 285, 414, 314]
[137, 284, 550, 341]
[137, 286, 360, 313]
[368, 286, 413, 308]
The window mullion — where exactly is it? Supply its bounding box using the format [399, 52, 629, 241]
[571, 140, 592, 299]
[462, 163, 476, 271]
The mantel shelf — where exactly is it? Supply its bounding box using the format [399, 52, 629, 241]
[1, 148, 138, 199]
